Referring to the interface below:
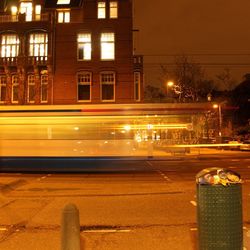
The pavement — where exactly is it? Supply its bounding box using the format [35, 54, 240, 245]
[0, 149, 249, 250]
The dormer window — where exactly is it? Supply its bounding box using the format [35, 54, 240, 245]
[58, 10, 70, 23]
[57, 0, 71, 4]
[35, 5, 41, 21]
[20, 1, 33, 22]
[98, 2, 106, 19]
[110, 2, 118, 19]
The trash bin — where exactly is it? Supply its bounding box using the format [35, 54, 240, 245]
[196, 167, 243, 250]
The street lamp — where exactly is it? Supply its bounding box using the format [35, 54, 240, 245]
[213, 103, 222, 140]
[166, 81, 174, 96]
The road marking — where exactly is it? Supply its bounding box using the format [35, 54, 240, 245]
[190, 201, 197, 207]
[146, 161, 171, 182]
[190, 228, 197, 231]
[231, 159, 240, 162]
[83, 229, 131, 233]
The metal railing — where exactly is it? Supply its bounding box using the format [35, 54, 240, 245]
[0, 13, 50, 23]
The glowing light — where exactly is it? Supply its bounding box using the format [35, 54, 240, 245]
[167, 81, 174, 87]
[57, 0, 71, 4]
[74, 127, 79, 131]
[11, 6, 18, 15]
[147, 124, 153, 129]
[213, 104, 219, 109]
[123, 125, 131, 131]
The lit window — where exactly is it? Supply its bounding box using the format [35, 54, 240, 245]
[12, 75, 19, 103]
[29, 33, 48, 57]
[77, 72, 91, 101]
[35, 5, 41, 21]
[100, 72, 115, 101]
[98, 2, 106, 19]
[110, 2, 118, 18]
[0, 76, 7, 103]
[57, 0, 71, 4]
[1, 34, 19, 58]
[58, 10, 70, 23]
[28, 75, 35, 103]
[101, 33, 115, 60]
[41, 74, 48, 103]
[20, 2, 33, 21]
[134, 72, 140, 101]
[11, 6, 18, 15]
[77, 34, 91, 61]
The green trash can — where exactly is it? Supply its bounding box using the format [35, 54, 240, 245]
[196, 168, 243, 250]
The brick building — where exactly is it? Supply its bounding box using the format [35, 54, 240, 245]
[0, 0, 143, 105]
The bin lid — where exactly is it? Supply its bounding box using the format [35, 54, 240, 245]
[196, 167, 242, 185]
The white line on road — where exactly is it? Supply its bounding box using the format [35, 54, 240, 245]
[83, 229, 131, 233]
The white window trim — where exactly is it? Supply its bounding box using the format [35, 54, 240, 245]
[100, 71, 115, 102]
[98, 1, 106, 19]
[77, 33, 92, 61]
[57, 10, 70, 23]
[77, 72, 92, 102]
[29, 33, 48, 57]
[11, 75, 19, 103]
[27, 74, 35, 103]
[41, 74, 48, 103]
[1, 34, 20, 58]
[109, 1, 118, 19]
[100, 32, 115, 61]
[0, 75, 7, 103]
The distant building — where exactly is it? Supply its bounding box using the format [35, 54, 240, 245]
[0, 0, 143, 105]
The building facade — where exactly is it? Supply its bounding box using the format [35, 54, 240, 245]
[0, 0, 143, 105]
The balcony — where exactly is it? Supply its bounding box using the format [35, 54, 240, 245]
[0, 57, 18, 66]
[0, 13, 50, 23]
[0, 56, 50, 67]
[27, 56, 49, 65]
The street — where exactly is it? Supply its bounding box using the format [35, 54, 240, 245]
[0, 151, 250, 249]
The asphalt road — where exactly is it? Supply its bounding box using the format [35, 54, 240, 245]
[0, 152, 250, 250]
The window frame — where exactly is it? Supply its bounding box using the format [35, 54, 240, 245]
[0, 75, 7, 103]
[109, 1, 118, 19]
[11, 75, 19, 103]
[100, 32, 115, 61]
[41, 74, 48, 103]
[77, 71, 92, 102]
[57, 10, 70, 23]
[98, 1, 106, 19]
[1, 34, 20, 58]
[100, 71, 115, 102]
[29, 33, 48, 58]
[27, 74, 35, 103]
[77, 33, 92, 61]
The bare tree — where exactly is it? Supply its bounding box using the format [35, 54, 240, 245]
[160, 55, 215, 102]
[216, 68, 236, 91]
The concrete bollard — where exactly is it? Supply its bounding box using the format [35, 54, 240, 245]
[61, 203, 81, 250]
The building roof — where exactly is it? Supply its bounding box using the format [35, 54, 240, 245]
[44, 0, 83, 8]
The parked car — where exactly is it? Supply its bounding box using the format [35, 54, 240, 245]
[240, 140, 250, 151]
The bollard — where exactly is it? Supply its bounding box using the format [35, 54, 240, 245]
[61, 203, 81, 250]
[196, 168, 243, 250]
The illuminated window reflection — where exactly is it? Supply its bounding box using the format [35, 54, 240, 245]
[110, 2, 118, 18]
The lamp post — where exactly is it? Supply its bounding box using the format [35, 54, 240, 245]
[166, 81, 174, 96]
[213, 104, 222, 141]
